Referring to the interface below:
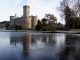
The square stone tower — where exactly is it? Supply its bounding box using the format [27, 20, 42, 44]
[22, 5, 31, 29]
[23, 5, 30, 17]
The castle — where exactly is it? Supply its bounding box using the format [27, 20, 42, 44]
[10, 5, 38, 29]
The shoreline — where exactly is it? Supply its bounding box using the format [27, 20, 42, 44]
[0, 30, 80, 34]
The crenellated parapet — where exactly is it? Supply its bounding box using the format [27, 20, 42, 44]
[10, 5, 38, 29]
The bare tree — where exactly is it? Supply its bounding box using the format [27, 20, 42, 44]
[58, 0, 77, 29]
[58, 0, 80, 29]
[45, 14, 57, 31]
[73, 0, 80, 17]
[58, 0, 72, 19]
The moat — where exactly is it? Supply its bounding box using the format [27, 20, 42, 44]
[0, 32, 80, 60]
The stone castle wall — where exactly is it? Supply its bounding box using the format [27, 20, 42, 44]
[10, 5, 38, 29]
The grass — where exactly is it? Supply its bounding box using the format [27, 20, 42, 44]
[0, 29, 80, 34]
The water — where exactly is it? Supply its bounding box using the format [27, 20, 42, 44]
[0, 32, 80, 60]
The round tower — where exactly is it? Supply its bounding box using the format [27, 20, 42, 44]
[23, 5, 30, 17]
[22, 17, 31, 29]
[10, 15, 16, 27]
[31, 16, 38, 28]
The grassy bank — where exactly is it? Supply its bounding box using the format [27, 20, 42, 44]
[0, 29, 80, 34]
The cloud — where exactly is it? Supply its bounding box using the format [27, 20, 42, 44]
[10, 0, 22, 14]
[0, 0, 24, 21]
[27, 0, 64, 23]
[0, 0, 64, 24]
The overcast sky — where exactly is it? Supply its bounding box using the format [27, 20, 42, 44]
[0, 0, 64, 24]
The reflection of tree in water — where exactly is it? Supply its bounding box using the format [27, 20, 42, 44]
[10, 33, 23, 46]
[59, 34, 80, 60]
[41, 34, 56, 44]
[31, 35, 38, 43]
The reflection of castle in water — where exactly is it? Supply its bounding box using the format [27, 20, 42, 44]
[22, 34, 31, 55]
[10, 33, 38, 55]
[10, 33, 62, 55]
[10, 33, 80, 59]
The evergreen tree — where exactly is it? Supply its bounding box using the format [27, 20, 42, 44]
[35, 20, 42, 31]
